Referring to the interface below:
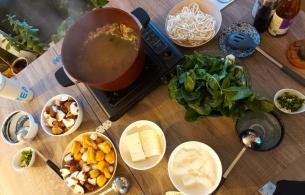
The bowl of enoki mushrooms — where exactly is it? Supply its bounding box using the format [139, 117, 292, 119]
[165, 0, 222, 47]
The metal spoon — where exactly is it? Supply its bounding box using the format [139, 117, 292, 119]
[214, 129, 262, 193]
[17, 128, 63, 179]
[100, 176, 129, 195]
[227, 32, 305, 87]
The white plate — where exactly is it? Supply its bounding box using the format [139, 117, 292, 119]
[168, 141, 222, 195]
[119, 120, 166, 170]
[40, 94, 83, 136]
[274, 88, 305, 114]
[165, 0, 222, 47]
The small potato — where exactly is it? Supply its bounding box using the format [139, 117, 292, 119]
[52, 126, 63, 135]
[97, 160, 108, 171]
[71, 141, 81, 155]
[95, 151, 104, 162]
[98, 142, 111, 154]
[74, 153, 82, 161]
[96, 175, 107, 187]
[89, 169, 101, 178]
[82, 135, 91, 149]
[87, 147, 96, 164]
[103, 167, 111, 179]
[105, 150, 115, 164]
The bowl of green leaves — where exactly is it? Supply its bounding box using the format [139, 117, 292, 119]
[12, 147, 35, 171]
[168, 52, 274, 121]
[274, 88, 305, 114]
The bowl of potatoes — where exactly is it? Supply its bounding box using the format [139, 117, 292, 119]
[60, 132, 117, 194]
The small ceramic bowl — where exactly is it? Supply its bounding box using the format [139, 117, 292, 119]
[12, 147, 36, 171]
[1, 111, 38, 145]
[165, 0, 222, 47]
[168, 141, 222, 195]
[274, 88, 305, 114]
[40, 94, 83, 137]
[119, 120, 166, 170]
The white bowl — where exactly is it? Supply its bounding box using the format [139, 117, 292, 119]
[12, 147, 36, 171]
[274, 88, 305, 114]
[1, 111, 38, 145]
[168, 141, 222, 195]
[165, 0, 222, 47]
[62, 132, 117, 194]
[119, 120, 166, 170]
[40, 94, 83, 137]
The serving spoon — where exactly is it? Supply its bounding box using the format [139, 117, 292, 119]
[214, 129, 262, 193]
[17, 128, 63, 179]
[99, 176, 129, 195]
[227, 32, 305, 87]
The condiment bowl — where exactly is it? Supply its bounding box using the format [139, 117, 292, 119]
[165, 0, 222, 47]
[274, 88, 305, 114]
[168, 141, 222, 195]
[12, 147, 36, 171]
[1, 111, 38, 145]
[40, 94, 83, 136]
[119, 120, 166, 170]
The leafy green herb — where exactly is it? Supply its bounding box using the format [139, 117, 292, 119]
[19, 150, 32, 167]
[168, 53, 274, 122]
[276, 92, 305, 112]
[2, 15, 46, 55]
[90, 0, 109, 9]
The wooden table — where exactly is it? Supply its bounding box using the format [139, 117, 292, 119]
[1, 0, 305, 195]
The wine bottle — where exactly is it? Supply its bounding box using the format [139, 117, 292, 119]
[268, 0, 301, 36]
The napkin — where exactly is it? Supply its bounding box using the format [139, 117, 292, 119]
[213, 0, 235, 11]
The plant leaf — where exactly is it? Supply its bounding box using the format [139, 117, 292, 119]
[184, 75, 195, 92]
[184, 108, 200, 122]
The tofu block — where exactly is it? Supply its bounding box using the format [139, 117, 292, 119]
[139, 129, 161, 158]
[126, 132, 146, 162]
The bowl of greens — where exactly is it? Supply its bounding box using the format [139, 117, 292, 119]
[168, 52, 274, 121]
[274, 89, 305, 114]
[12, 147, 35, 171]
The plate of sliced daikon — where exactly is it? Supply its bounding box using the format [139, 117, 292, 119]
[168, 141, 222, 195]
[119, 120, 166, 170]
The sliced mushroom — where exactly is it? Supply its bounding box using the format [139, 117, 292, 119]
[70, 171, 79, 179]
[66, 176, 78, 187]
[76, 171, 86, 182]
[43, 112, 50, 119]
[82, 163, 91, 172]
[81, 152, 88, 162]
[108, 166, 114, 173]
[90, 133, 98, 141]
[56, 110, 66, 122]
[70, 102, 79, 116]
[60, 168, 71, 178]
[73, 184, 85, 194]
[62, 118, 75, 129]
[46, 117, 56, 127]
[88, 178, 96, 186]
[64, 153, 73, 162]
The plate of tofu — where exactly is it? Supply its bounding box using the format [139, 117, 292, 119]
[119, 120, 166, 170]
[168, 141, 222, 195]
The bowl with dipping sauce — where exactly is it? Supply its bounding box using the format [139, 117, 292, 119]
[119, 120, 166, 170]
[274, 88, 305, 114]
[165, 0, 222, 47]
[40, 94, 83, 136]
[12, 147, 36, 171]
[168, 141, 222, 195]
[1, 111, 38, 145]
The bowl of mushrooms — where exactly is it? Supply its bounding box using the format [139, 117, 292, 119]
[60, 132, 117, 194]
[40, 94, 83, 136]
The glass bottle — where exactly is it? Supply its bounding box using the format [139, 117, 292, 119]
[253, 0, 279, 33]
[268, 0, 301, 36]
